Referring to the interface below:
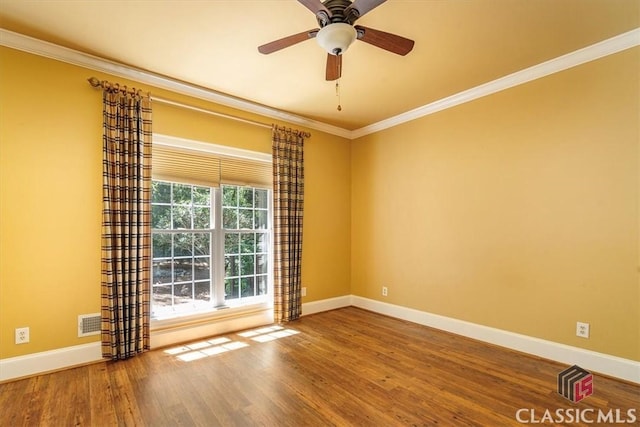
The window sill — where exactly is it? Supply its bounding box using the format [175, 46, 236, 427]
[150, 302, 274, 348]
[151, 301, 272, 330]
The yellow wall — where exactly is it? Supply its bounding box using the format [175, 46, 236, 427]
[0, 46, 351, 358]
[351, 48, 640, 361]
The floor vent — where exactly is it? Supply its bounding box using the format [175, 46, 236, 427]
[78, 313, 101, 337]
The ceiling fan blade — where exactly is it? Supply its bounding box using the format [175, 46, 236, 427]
[355, 25, 414, 56]
[258, 29, 319, 54]
[345, 0, 387, 19]
[326, 53, 342, 81]
[297, 0, 332, 17]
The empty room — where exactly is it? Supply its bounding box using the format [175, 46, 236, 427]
[0, 1, 638, 425]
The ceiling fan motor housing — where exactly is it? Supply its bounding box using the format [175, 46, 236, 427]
[316, 0, 360, 26]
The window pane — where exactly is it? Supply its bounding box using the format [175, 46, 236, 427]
[173, 184, 191, 204]
[174, 259, 193, 282]
[225, 278, 239, 299]
[153, 233, 172, 258]
[194, 257, 210, 280]
[222, 186, 237, 207]
[257, 233, 268, 253]
[241, 277, 255, 297]
[153, 260, 172, 284]
[193, 206, 210, 229]
[174, 283, 193, 306]
[240, 255, 254, 276]
[238, 209, 253, 229]
[152, 285, 172, 306]
[225, 233, 239, 254]
[172, 205, 191, 229]
[240, 234, 255, 253]
[256, 254, 268, 275]
[195, 281, 211, 302]
[194, 233, 210, 257]
[193, 186, 210, 206]
[239, 187, 253, 208]
[255, 189, 268, 209]
[226, 255, 239, 276]
[223, 208, 238, 229]
[256, 275, 268, 295]
[255, 210, 268, 229]
[152, 182, 171, 203]
[174, 233, 193, 257]
[152, 205, 171, 229]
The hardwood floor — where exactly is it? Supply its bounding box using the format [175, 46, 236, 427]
[1, 307, 638, 426]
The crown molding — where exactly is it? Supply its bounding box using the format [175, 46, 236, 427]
[0, 28, 352, 139]
[351, 27, 640, 139]
[1, 27, 638, 140]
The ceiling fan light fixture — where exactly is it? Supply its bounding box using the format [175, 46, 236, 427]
[316, 23, 357, 55]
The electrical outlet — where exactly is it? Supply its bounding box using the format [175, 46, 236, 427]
[301, 287, 307, 297]
[576, 322, 590, 338]
[382, 286, 388, 297]
[15, 327, 30, 344]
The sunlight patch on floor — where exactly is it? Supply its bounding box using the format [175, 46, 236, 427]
[238, 325, 300, 342]
[164, 325, 300, 362]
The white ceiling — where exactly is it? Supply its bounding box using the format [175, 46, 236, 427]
[0, 0, 638, 132]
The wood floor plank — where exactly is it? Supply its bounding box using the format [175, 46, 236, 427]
[1, 307, 638, 426]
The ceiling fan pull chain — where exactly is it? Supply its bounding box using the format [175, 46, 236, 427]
[336, 79, 342, 111]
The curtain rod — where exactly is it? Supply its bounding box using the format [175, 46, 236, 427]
[154, 98, 312, 137]
[88, 76, 275, 132]
[151, 96, 272, 130]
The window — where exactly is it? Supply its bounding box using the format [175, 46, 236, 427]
[222, 186, 270, 302]
[151, 182, 272, 319]
[150, 136, 273, 321]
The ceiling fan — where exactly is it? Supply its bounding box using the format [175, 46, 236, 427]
[258, 0, 415, 81]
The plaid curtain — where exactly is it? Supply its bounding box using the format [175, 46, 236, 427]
[272, 125, 307, 323]
[100, 86, 152, 360]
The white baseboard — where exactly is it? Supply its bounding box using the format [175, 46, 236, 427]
[0, 342, 103, 382]
[0, 308, 274, 382]
[3, 296, 637, 384]
[301, 295, 352, 316]
[350, 296, 640, 384]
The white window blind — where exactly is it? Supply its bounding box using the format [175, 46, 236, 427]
[152, 141, 272, 188]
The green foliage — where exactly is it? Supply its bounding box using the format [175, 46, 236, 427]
[174, 233, 193, 257]
[193, 186, 210, 205]
[238, 209, 253, 228]
[223, 208, 238, 229]
[153, 234, 171, 258]
[222, 186, 237, 207]
[225, 233, 239, 254]
[172, 205, 191, 229]
[194, 233, 210, 257]
[152, 205, 171, 229]
[240, 234, 255, 253]
[152, 181, 171, 203]
[173, 183, 191, 204]
[239, 187, 253, 208]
